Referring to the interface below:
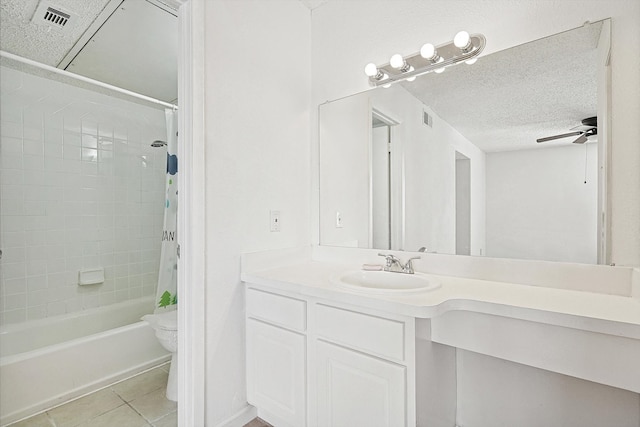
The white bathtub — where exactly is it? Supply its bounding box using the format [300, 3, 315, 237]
[0, 297, 170, 426]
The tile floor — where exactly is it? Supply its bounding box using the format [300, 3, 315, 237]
[10, 364, 176, 427]
[243, 419, 272, 427]
[10, 363, 272, 427]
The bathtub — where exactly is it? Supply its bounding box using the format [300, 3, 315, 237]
[0, 296, 170, 426]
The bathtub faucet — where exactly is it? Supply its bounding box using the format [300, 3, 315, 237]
[378, 253, 421, 274]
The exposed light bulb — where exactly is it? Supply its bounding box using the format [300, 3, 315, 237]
[364, 63, 379, 77]
[420, 43, 436, 60]
[390, 54, 405, 69]
[454, 31, 471, 49]
[382, 83, 392, 89]
[465, 57, 477, 65]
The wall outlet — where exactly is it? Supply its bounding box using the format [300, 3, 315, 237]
[270, 210, 281, 232]
[335, 211, 343, 228]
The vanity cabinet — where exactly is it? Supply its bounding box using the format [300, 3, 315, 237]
[315, 340, 407, 427]
[246, 286, 416, 427]
[246, 288, 307, 427]
[312, 303, 414, 427]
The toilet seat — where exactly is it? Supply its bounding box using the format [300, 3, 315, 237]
[142, 309, 177, 330]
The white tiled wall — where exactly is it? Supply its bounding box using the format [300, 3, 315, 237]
[0, 66, 167, 325]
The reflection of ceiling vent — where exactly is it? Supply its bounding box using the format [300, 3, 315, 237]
[423, 110, 433, 127]
[32, 1, 76, 31]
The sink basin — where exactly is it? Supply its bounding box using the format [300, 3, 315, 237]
[331, 270, 440, 294]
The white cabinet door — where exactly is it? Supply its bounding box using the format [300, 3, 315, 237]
[247, 319, 306, 427]
[315, 340, 407, 427]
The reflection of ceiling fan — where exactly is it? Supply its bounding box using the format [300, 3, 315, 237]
[536, 117, 597, 144]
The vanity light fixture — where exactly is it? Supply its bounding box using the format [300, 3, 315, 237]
[364, 30, 486, 87]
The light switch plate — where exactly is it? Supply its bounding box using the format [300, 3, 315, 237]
[270, 210, 281, 232]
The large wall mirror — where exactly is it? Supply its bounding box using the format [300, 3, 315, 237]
[319, 20, 611, 265]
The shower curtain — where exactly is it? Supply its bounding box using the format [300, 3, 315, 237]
[155, 108, 178, 312]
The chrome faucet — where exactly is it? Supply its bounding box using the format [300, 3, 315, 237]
[378, 253, 421, 274]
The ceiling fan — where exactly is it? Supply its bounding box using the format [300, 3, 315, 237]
[536, 117, 597, 144]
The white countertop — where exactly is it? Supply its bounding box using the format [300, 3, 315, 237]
[242, 260, 640, 340]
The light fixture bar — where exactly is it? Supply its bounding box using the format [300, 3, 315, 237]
[366, 33, 486, 87]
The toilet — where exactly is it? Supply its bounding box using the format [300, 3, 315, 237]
[142, 309, 178, 401]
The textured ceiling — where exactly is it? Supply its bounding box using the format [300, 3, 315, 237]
[0, 0, 111, 66]
[402, 21, 603, 152]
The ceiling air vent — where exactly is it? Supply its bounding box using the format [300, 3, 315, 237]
[32, 1, 76, 31]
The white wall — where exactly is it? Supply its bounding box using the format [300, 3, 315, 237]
[201, 1, 311, 424]
[0, 66, 165, 325]
[310, 1, 640, 425]
[311, 0, 640, 267]
[319, 93, 370, 247]
[486, 144, 598, 264]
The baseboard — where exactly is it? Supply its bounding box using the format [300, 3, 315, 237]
[214, 404, 257, 427]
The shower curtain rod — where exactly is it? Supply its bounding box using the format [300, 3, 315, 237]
[0, 50, 178, 110]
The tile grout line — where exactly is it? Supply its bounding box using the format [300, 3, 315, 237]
[69, 390, 128, 427]
[44, 411, 57, 427]
[122, 400, 154, 426]
[109, 372, 166, 426]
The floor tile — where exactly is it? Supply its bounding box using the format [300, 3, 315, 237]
[9, 413, 54, 427]
[46, 388, 124, 427]
[111, 366, 169, 402]
[129, 387, 177, 422]
[243, 418, 273, 427]
[75, 404, 150, 427]
[151, 410, 177, 427]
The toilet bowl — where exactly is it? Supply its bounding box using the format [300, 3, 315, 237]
[142, 310, 178, 401]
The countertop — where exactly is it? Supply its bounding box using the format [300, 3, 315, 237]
[242, 260, 640, 340]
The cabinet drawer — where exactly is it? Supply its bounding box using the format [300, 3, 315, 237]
[247, 288, 306, 332]
[315, 304, 406, 362]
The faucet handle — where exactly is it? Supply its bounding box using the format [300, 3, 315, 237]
[403, 256, 421, 274]
[378, 253, 400, 268]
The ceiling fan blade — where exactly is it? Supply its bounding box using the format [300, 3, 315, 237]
[536, 131, 583, 143]
[570, 124, 596, 131]
[572, 134, 588, 144]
